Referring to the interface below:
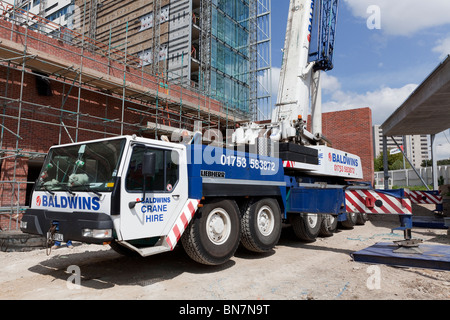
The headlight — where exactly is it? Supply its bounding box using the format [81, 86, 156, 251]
[21, 221, 27, 229]
[82, 229, 112, 239]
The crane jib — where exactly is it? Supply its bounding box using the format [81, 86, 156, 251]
[308, 0, 339, 71]
[307, 0, 315, 42]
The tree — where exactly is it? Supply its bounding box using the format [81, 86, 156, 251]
[421, 159, 450, 167]
[374, 152, 411, 171]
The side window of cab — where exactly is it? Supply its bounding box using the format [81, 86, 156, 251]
[125, 146, 179, 192]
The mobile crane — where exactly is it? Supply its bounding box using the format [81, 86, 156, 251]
[21, 0, 413, 265]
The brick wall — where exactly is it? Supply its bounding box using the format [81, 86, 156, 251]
[309, 108, 374, 184]
[0, 16, 234, 230]
[0, 66, 195, 230]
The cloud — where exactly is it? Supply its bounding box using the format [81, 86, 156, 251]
[269, 72, 450, 160]
[323, 81, 450, 160]
[343, 0, 450, 36]
[433, 35, 450, 60]
[270, 69, 418, 125]
[271, 67, 281, 99]
[322, 76, 418, 125]
[321, 73, 341, 93]
[435, 132, 450, 160]
[258, 66, 280, 100]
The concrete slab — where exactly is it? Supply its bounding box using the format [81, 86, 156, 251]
[382, 55, 450, 136]
[352, 242, 450, 271]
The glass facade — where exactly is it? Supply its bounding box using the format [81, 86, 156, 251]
[210, 0, 251, 113]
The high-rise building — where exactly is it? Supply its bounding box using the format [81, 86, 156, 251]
[5, 0, 272, 121]
[71, 0, 272, 120]
[373, 125, 430, 168]
[3, 0, 73, 25]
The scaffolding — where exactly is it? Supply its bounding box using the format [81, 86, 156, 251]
[0, 0, 244, 230]
[199, 0, 211, 94]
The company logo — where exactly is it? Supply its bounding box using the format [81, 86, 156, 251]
[135, 197, 171, 223]
[330, 153, 359, 167]
[38, 195, 100, 211]
[200, 170, 225, 178]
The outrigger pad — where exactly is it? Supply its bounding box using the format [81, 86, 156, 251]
[351, 242, 450, 271]
[412, 216, 448, 229]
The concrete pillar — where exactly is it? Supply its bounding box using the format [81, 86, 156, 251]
[431, 134, 438, 190]
[383, 135, 389, 189]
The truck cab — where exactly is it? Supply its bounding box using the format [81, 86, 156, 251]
[22, 134, 287, 264]
[22, 135, 190, 250]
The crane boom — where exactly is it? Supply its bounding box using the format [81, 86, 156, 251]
[274, 0, 314, 123]
[271, 0, 339, 144]
[309, 0, 339, 71]
[233, 0, 342, 149]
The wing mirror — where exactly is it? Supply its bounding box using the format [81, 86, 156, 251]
[129, 152, 156, 209]
[142, 152, 156, 177]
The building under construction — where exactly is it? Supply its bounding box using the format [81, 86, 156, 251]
[0, 0, 272, 230]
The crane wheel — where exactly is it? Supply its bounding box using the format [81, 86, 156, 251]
[339, 211, 358, 229]
[181, 199, 241, 265]
[356, 212, 369, 225]
[290, 213, 322, 242]
[241, 198, 282, 253]
[319, 214, 338, 237]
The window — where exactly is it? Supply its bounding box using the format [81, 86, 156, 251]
[35, 138, 126, 193]
[125, 146, 178, 193]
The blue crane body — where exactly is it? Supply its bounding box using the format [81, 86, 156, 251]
[20, 135, 412, 265]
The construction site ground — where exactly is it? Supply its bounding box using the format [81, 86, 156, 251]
[0, 205, 449, 301]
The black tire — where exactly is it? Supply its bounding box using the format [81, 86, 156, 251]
[339, 211, 358, 229]
[356, 212, 369, 225]
[241, 198, 282, 253]
[181, 199, 241, 265]
[290, 213, 322, 242]
[319, 214, 338, 237]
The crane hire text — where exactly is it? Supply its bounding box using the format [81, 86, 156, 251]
[139, 197, 171, 223]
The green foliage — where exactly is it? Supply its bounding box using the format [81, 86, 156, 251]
[374, 151, 411, 171]
[421, 159, 450, 167]
[392, 185, 432, 191]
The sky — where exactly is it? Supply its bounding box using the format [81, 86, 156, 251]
[270, 0, 450, 160]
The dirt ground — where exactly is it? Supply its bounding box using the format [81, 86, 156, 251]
[1, 211, 449, 301]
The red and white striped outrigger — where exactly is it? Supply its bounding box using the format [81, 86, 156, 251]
[345, 188, 414, 239]
[345, 189, 412, 215]
[404, 189, 443, 205]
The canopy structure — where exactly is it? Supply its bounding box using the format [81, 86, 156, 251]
[381, 55, 450, 190]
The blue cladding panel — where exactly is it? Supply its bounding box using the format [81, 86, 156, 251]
[287, 187, 345, 214]
[186, 144, 286, 199]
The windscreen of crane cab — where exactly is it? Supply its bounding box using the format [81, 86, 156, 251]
[35, 138, 126, 193]
[125, 145, 179, 193]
